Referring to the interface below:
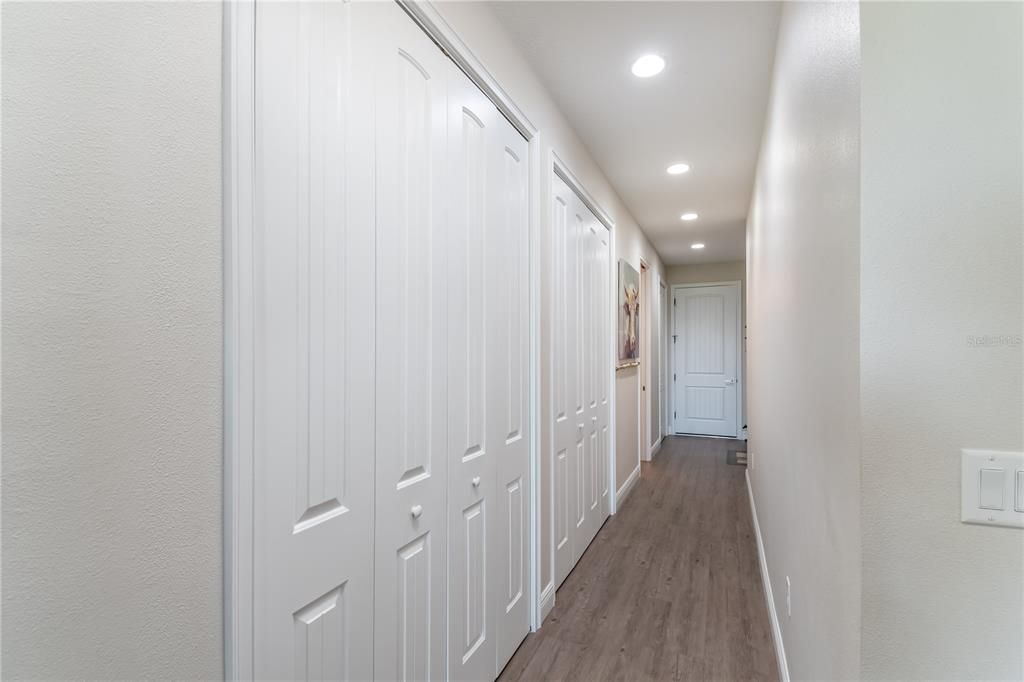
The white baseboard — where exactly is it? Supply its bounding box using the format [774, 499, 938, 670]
[538, 581, 555, 627]
[746, 470, 790, 682]
[648, 436, 663, 461]
[615, 464, 641, 511]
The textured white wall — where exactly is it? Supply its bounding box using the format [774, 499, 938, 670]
[746, 3, 861, 679]
[2, 3, 223, 678]
[433, 2, 666, 599]
[860, 4, 1024, 678]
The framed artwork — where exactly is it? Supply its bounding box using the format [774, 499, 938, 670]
[618, 260, 640, 366]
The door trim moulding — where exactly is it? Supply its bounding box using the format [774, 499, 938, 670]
[223, 1, 255, 679]
[224, 4, 547, 676]
[639, 258, 650, 463]
[397, 1, 537, 139]
[668, 280, 743, 439]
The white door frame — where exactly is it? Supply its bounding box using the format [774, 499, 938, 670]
[223, 1, 544, 676]
[638, 260, 649, 462]
[652, 277, 667, 456]
[669, 281, 743, 439]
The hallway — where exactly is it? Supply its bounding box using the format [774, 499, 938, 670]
[499, 437, 778, 681]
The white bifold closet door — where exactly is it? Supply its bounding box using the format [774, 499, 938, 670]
[550, 173, 611, 590]
[370, 4, 449, 681]
[252, 2, 375, 679]
[250, 2, 529, 680]
[445, 45, 530, 682]
[367, 3, 530, 679]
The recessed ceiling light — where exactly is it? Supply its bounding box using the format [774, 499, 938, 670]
[691, 243, 705, 250]
[666, 163, 690, 175]
[631, 54, 665, 78]
[680, 212, 699, 221]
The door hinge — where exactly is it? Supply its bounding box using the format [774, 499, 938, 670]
[674, 411, 677, 419]
[673, 373, 676, 381]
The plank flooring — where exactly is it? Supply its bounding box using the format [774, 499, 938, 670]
[498, 436, 778, 682]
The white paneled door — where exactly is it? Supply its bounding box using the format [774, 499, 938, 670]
[445, 59, 531, 680]
[252, 2, 374, 679]
[672, 283, 741, 437]
[550, 173, 611, 591]
[247, 2, 530, 680]
[487, 101, 531, 674]
[446, 67, 497, 682]
[370, 4, 449, 680]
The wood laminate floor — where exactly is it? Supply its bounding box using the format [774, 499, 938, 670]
[498, 436, 778, 682]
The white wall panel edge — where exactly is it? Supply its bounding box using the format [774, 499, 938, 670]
[223, 1, 255, 679]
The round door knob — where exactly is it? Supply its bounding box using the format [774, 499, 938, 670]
[472, 476, 481, 488]
[410, 505, 423, 519]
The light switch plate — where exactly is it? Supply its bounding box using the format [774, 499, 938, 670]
[962, 449, 1024, 529]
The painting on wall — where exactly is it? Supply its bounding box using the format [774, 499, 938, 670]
[618, 259, 640, 366]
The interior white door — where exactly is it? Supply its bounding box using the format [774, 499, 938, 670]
[551, 174, 576, 587]
[370, 4, 449, 679]
[488, 110, 531, 672]
[446, 66, 498, 682]
[672, 284, 740, 437]
[445, 62, 530, 681]
[551, 173, 611, 589]
[252, 2, 375, 679]
[248, 4, 532, 680]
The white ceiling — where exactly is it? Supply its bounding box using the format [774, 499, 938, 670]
[489, 1, 781, 265]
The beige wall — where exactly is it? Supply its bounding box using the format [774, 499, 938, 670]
[2, 2, 223, 678]
[666, 260, 744, 289]
[860, 3, 1023, 678]
[435, 2, 666, 601]
[746, 3, 862, 679]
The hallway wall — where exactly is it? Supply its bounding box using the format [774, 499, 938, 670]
[860, 4, 1023, 678]
[434, 2, 667, 605]
[2, 2, 223, 678]
[745, 3, 862, 680]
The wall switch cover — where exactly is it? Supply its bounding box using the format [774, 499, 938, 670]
[962, 449, 1024, 529]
